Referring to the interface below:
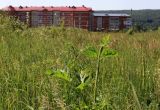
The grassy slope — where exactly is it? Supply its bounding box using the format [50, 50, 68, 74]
[0, 15, 160, 109]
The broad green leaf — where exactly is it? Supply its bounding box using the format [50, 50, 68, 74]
[54, 70, 71, 82]
[102, 49, 118, 57]
[46, 69, 71, 82]
[84, 76, 89, 83]
[46, 69, 53, 75]
[100, 35, 110, 46]
[76, 83, 86, 90]
[82, 46, 97, 58]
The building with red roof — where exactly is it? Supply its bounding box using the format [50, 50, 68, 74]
[1, 5, 132, 31]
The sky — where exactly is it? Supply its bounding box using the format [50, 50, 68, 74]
[0, 0, 160, 10]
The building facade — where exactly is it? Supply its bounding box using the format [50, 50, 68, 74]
[2, 6, 132, 31]
[92, 12, 132, 31]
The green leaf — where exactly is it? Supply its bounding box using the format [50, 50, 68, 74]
[82, 46, 97, 58]
[46, 69, 71, 82]
[46, 69, 53, 75]
[130, 81, 142, 110]
[76, 83, 86, 90]
[102, 49, 118, 57]
[100, 35, 110, 46]
[54, 70, 71, 82]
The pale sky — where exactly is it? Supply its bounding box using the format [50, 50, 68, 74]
[0, 0, 160, 10]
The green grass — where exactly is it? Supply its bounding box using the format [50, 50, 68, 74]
[0, 14, 160, 109]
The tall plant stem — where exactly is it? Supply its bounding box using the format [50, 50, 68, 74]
[94, 46, 104, 103]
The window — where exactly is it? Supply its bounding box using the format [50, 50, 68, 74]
[124, 18, 132, 26]
[109, 17, 120, 30]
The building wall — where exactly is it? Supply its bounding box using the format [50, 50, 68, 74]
[30, 11, 53, 27]
[102, 17, 109, 31]
[14, 11, 91, 30]
[15, 12, 27, 23]
[92, 17, 97, 31]
[93, 16, 132, 31]
[73, 12, 90, 29]
[61, 12, 74, 27]
[4, 7, 131, 31]
[53, 11, 61, 26]
[123, 17, 132, 29]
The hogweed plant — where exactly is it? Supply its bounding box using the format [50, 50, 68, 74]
[46, 35, 118, 109]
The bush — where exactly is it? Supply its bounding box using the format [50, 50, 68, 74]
[0, 12, 27, 32]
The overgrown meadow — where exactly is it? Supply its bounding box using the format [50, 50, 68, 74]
[0, 14, 160, 110]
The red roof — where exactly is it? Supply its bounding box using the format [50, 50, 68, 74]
[2, 6, 92, 12]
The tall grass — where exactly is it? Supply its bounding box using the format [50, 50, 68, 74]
[0, 14, 160, 109]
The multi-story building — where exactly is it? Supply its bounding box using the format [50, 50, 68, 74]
[1, 5, 132, 31]
[92, 12, 132, 31]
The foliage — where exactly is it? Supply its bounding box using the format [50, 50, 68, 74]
[0, 15, 160, 109]
[0, 13, 27, 31]
[45, 35, 118, 109]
